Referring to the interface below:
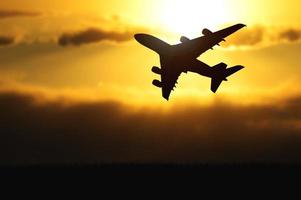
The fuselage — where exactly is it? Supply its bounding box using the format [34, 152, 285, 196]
[134, 33, 216, 78]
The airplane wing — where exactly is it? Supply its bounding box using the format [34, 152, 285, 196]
[159, 56, 184, 100]
[201, 23, 246, 54]
[211, 23, 246, 41]
[177, 24, 246, 57]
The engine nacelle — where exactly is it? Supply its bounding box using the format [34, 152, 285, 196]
[152, 80, 162, 88]
[180, 36, 190, 43]
[202, 28, 212, 36]
[152, 66, 161, 74]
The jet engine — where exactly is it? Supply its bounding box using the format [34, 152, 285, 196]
[180, 36, 190, 43]
[152, 79, 162, 88]
[152, 66, 161, 74]
[202, 28, 212, 36]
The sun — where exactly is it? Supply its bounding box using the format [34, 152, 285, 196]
[159, 0, 231, 36]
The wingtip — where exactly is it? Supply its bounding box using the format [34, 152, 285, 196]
[232, 65, 245, 69]
[134, 34, 142, 41]
[235, 23, 247, 28]
[134, 33, 147, 43]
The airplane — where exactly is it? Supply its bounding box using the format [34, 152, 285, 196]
[134, 23, 246, 100]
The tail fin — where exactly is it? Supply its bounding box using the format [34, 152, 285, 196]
[211, 63, 244, 93]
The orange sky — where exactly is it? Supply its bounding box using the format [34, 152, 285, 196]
[1, 0, 301, 164]
[0, 0, 300, 105]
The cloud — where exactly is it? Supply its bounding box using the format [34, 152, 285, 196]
[58, 28, 134, 46]
[279, 29, 301, 42]
[0, 10, 300, 49]
[1, 10, 299, 49]
[0, 36, 15, 46]
[1, 88, 301, 165]
[224, 25, 301, 48]
[0, 10, 40, 19]
[0, 12, 143, 47]
[224, 26, 265, 47]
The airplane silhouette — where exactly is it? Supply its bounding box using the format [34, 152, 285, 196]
[134, 24, 246, 100]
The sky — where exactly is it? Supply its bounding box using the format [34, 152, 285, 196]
[0, 0, 301, 164]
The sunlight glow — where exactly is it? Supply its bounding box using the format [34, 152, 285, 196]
[159, 0, 231, 36]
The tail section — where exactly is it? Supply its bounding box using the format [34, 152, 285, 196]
[210, 63, 244, 93]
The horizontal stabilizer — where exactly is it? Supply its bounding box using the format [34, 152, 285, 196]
[210, 64, 244, 93]
[225, 65, 244, 77]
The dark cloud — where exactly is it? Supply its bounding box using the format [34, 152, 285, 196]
[225, 26, 265, 47]
[0, 36, 14, 46]
[58, 28, 134, 46]
[279, 29, 301, 42]
[0, 10, 40, 19]
[1, 90, 301, 165]
[224, 26, 301, 47]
